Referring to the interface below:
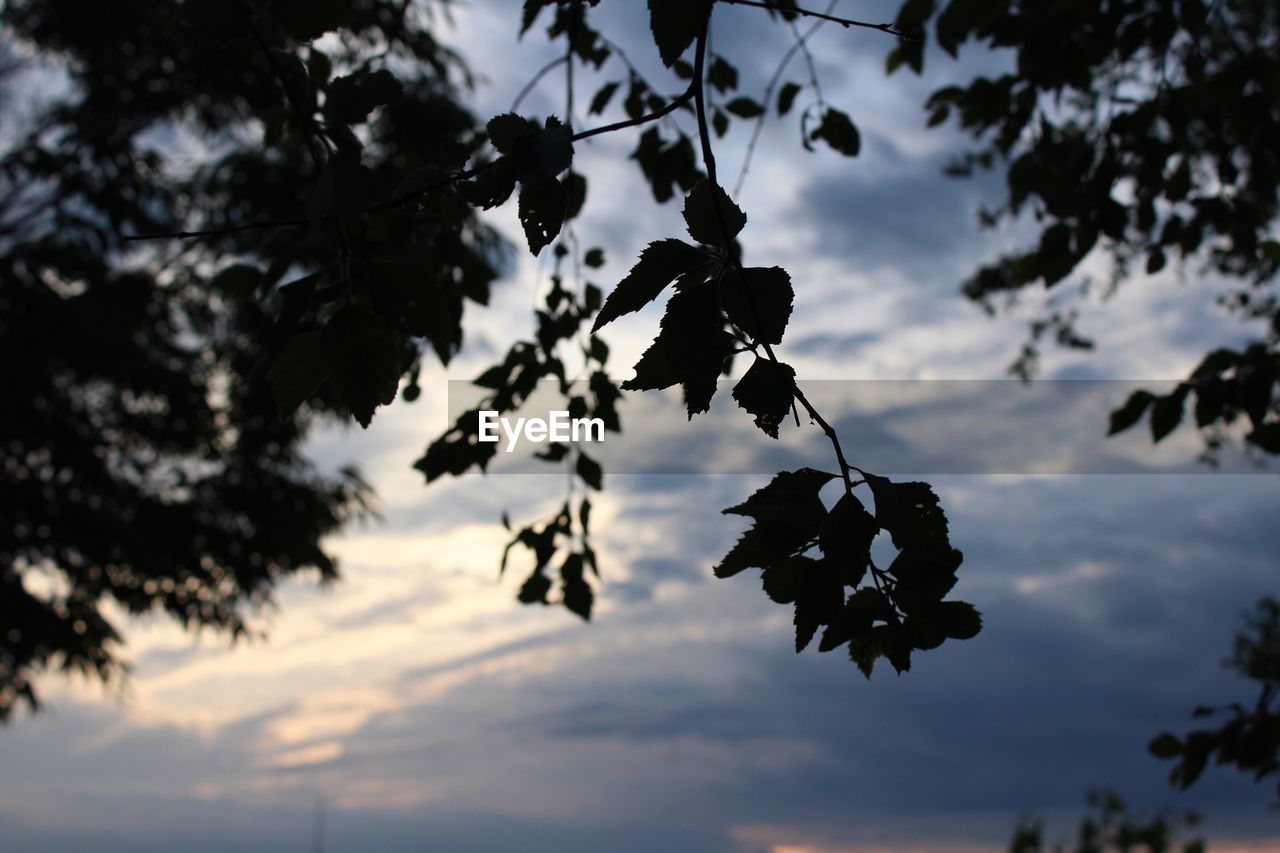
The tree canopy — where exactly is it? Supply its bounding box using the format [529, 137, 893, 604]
[1, 0, 1276, 736]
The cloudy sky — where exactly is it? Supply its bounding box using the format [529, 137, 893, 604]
[4, 1, 1280, 851]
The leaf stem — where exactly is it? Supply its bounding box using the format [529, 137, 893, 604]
[717, 0, 919, 40]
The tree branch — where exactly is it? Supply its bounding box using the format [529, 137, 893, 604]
[718, 0, 918, 40]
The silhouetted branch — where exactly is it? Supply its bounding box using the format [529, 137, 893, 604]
[718, 0, 918, 40]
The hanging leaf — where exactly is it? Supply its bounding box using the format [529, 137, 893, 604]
[322, 305, 405, 428]
[323, 69, 402, 125]
[732, 358, 795, 438]
[819, 493, 876, 586]
[593, 239, 706, 330]
[811, 107, 861, 157]
[777, 81, 802, 115]
[647, 0, 711, 68]
[518, 178, 568, 256]
[719, 266, 794, 345]
[268, 330, 326, 419]
[682, 179, 747, 246]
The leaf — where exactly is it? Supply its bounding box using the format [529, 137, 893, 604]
[725, 97, 764, 119]
[1151, 387, 1189, 443]
[647, 0, 711, 68]
[719, 266, 794, 345]
[819, 493, 876, 586]
[865, 475, 951, 555]
[268, 330, 326, 420]
[560, 553, 592, 620]
[937, 601, 982, 639]
[621, 284, 734, 417]
[1149, 733, 1184, 759]
[812, 107, 861, 157]
[323, 69, 402, 125]
[322, 306, 404, 428]
[583, 248, 606, 269]
[513, 118, 574, 184]
[592, 239, 705, 331]
[794, 560, 843, 652]
[518, 569, 552, 604]
[723, 468, 834, 529]
[589, 81, 620, 115]
[708, 55, 739, 93]
[777, 82, 801, 116]
[732, 358, 795, 438]
[457, 160, 517, 209]
[487, 113, 540, 154]
[683, 179, 747, 246]
[576, 451, 603, 490]
[518, 178, 567, 256]
[1108, 390, 1156, 435]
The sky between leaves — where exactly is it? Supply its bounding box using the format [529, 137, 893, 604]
[2, 1, 1279, 850]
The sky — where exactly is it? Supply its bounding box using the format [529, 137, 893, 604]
[3, 1, 1280, 851]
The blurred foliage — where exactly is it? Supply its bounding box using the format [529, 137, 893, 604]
[1010, 789, 1204, 853]
[0, 0, 500, 718]
[1150, 597, 1280, 798]
[891, 0, 1280, 456]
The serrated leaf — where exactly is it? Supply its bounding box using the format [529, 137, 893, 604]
[322, 306, 404, 428]
[487, 113, 540, 154]
[683, 179, 747, 245]
[518, 178, 567, 256]
[621, 284, 733, 417]
[819, 493, 876, 586]
[865, 475, 951, 554]
[647, 0, 711, 68]
[268, 330, 326, 419]
[593, 239, 705, 331]
[1108, 390, 1156, 435]
[777, 82, 801, 116]
[720, 266, 794, 345]
[794, 559, 843, 652]
[937, 601, 982, 640]
[732, 358, 795, 438]
[724, 468, 833, 531]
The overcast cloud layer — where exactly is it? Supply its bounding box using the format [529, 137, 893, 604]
[3, 1, 1278, 850]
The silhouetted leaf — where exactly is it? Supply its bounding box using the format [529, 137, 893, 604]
[268, 331, 326, 419]
[322, 306, 404, 428]
[683, 179, 747, 245]
[324, 69, 402, 125]
[647, 0, 711, 68]
[576, 451, 603, 490]
[593, 239, 705, 331]
[777, 82, 801, 116]
[561, 553, 592, 620]
[819, 493, 876, 586]
[518, 178, 567, 255]
[1109, 390, 1156, 435]
[1149, 733, 1184, 759]
[1151, 387, 1189, 443]
[725, 97, 764, 119]
[720, 266, 794, 345]
[732, 357, 795, 438]
[457, 160, 517, 209]
[794, 559, 843, 652]
[589, 81, 619, 115]
[811, 107, 861, 157]
[937, 601, 982, 639]
[708, 55, 739, 93]
[622, 284, 733, 416]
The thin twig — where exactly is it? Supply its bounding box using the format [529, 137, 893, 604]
[718, 0, 918, 40]
[512, 55, 567, 112]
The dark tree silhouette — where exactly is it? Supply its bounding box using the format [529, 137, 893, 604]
[893, 0, 1279, 454]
